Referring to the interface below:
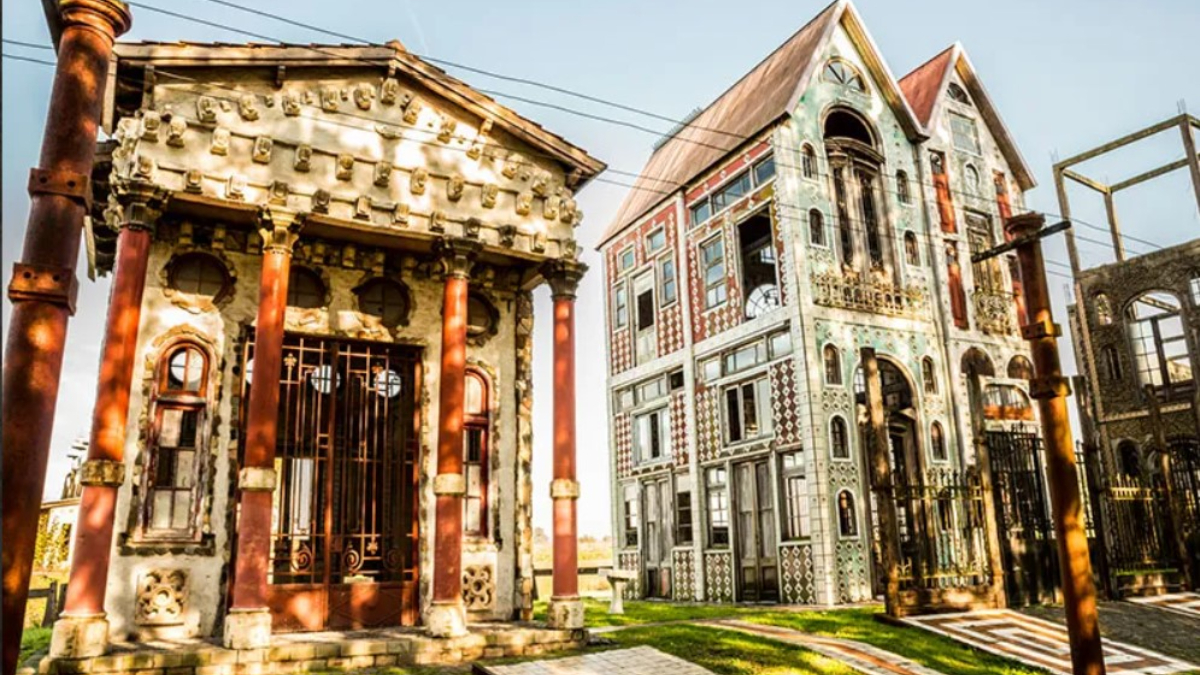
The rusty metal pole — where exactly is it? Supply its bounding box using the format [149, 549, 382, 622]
[1006, 213, 1106, 675]
[544, 260, 586, 629]
[1, 3, 130, 674]
[861, 348, 904, 617]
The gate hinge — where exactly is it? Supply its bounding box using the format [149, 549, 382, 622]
[8, 262, 79, 315]
[28, 168, 92, 210]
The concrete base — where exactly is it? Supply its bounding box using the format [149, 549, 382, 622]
[547, 596, 585, 629]
[222, 608, 272, 650]
[49, 613, 109, 659]
[425, 601, 468, 638]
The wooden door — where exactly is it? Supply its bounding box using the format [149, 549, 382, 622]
[642, 478, 674, 598]
[734, 459, 779, 602]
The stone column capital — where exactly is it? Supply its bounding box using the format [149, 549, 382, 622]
[258, 207, 305, 255]
[59, 0, 133, 41]
[111, 179, 170, 233]
[1004, 211, 1045, 241]
[542, 258, 587, 300]
[432, 236, 482, 280]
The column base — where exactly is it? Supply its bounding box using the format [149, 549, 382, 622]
[49, 613, 109, 659]
[425, 601, 468, 638]
[223, 608, 272, 650]
[547, 596, 584, 629]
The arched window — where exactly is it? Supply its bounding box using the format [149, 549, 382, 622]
[922, 357, 937, 394]
[1117, 441, 1141, 477]
[823, 59, 866, 93]
[356, 278, 410, 328]
[930, 421, 947, 461]
[801, 145, 817, 179]
[1007, 355, 1034, 381]
[964, 165, 981, 195]
[857, 169, 883, 266]
[463, 370, 490, 537]
[833, 167, 854, 267]
[824, 345, 842, 385]
[837, 490, 858, 537]
[1126, 292, 1192, 390]
[287, 268, 325, 309]
[896, 170, 911, 204]
[808, 209, 825, 247]
[947, 82, 971, 105]
[168, 253, 229, 301]
[904, 232, 920, 267]
[830, 416, 849, 459]
[142, 342, 210, 541]
[1102, 346, 1122, 381]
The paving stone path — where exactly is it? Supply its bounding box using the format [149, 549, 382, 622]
[1128, 592, 1200, 620]
[906, 609, 1197, 675]
[478, 646, 714, 675]
[706, 620, 948, 675]
[1021, 598, 1200, 666]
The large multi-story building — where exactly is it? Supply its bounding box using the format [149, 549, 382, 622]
[599, 0, 1041, 608]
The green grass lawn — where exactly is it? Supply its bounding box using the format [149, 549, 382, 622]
[608, 623, 859, 675]
[20, 627, 51, 666]
[533, 597, 759, 627]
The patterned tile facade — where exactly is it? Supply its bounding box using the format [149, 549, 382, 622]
[617, 551, 641, 599]
[669, 391, 689, 468]
[695, 387, 720, 463]
[779, 544, 816, 604]
[613, 413, 633, 480]
[703, 551, 734, 602]
[768, 359, 801, 447]
[672, 548, 697, 601]
[835, 539, 872, 604]
[606, 202, 682, 376]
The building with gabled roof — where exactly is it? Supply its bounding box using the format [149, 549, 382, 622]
[598, 0, 1050, 610]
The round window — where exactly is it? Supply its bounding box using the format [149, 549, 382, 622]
[308, 365, 341, 394]
[467, 295, 496, 337]
[169, 253, 228, 300]
[374, 369, 402, 398]
[356, 279, 409, 327]
[166, 345, 205, 392]
[288, 268, 325, 309]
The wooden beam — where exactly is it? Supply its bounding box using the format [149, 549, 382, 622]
[1181, 117, 1200, 217]
[1109, 157, 1193, 192]
[1061, 168, 1109, 194]
[1054, 114, 1189, 170]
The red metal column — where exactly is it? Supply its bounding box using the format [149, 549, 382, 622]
[1, 2, 131, 673]
[50, 183, 166, 659]
[224, 211, 300, 650]
[544, 260, 586, 629]
[428, 238, 479, 638]
[1006, 213, 1106, 675]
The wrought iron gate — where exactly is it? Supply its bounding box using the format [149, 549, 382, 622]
[986, 429, 1059, 605]
[1169, 440, 1200, 588]
[239, 333, 421, 631]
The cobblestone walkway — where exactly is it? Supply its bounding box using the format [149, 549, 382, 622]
[1129, 592, 1200, 620]
[706, 620, 947, 675]
[478, 646, 714, 675]
[906, 609, 1197, 675]
[1021, 599, 1200, 665]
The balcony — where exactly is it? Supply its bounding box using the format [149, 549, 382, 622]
[973, 290, 1017, 336]
[811, 272, 925, 318]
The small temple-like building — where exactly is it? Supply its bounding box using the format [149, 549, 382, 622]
[48, 34, 603, 659]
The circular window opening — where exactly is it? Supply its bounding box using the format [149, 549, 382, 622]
[308, 365, 341, 394]
[169, 253, 228, 300]
[467, 295, 496, 338]
[356, 279, 410, 328]
[374, 369, 402, 398]
[288, 268, 325, 309]
[167, 345, 205, 392]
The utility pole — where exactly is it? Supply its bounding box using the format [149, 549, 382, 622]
[980, 213, 1106, 675]
[1, 3, 131, 675]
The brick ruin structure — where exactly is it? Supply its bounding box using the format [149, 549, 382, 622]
[1062, 113, 1200, 596]
[44, 37, 604, 661]
[599, 0, 1050, 614]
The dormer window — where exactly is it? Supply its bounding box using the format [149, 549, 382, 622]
[823, 59, 866, 93]
[947, 82, 971, 105]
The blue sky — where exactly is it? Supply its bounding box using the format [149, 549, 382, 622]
[3, 0, 1199, 538]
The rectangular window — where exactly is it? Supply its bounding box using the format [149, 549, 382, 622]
[636, 377, 666, 404]
[724, 377, 772, 443]
[613, 285, 628, 328]
[706, 467, 729, 547]
[723, 341, 766, 376]
[1190, 277, 1200, 306]
[636, 288, 655, 331]
[675, 488, 694, 545]
[618, 247, 636, 272]
[950, 112, 981, 154]
[701, 237, 727, 309]
[634, 408, 670, 463]
[614, 387, 634, 412]
[147, 406, 202, 534]
[669, 370, 685, 391]
[753, 156, 776, 184]
[699, 357, 721, 383]
[660, 256, 678, 306]
[780, 451, 810, 540]
[690, 200, 712, 226]
[768, 330, 792, 359]
[463, 426, 487, 536]
[623, 484, 639, 547]
[712, 172, 752, 212]
[646, 229, 667, 255]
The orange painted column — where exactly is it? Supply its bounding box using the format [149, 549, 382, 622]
[224, 212, 300, 650]
[428, 238, 479, 638]
[544, 260, 586, 629]
[1, 2, 130, 670]
[50, 184, 166, 659]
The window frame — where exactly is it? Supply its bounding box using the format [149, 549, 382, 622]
[896, 170, 912, 205]
[823, 344, 843, 386]
[922, 357, 938, 394]
[808, 209, 827, 248]
[930, 421, 948, 463]
[723, 376, 773, 445]
[949, 111, 982, 155]
[659, 255, 678, 307]
[700, 234, 728, 310]
[705, 466, 730, 548]
[836, 489, 860, 538]
[829, 415, 851, 461]
[632, 406, 671, 465]
[645, 228, 667, 256]
[613, 282, 629, 329]
[687, 153, 776, 228]
[617, 246, 636, 273]
[675, 480, 694, 546]
[822, 58, 867, 93]
[138, 341, 212, 543]
[462, 369, 491, 538]
[801, 144, 818, 180]
[779, 450, 810, 541]
[622, 484, 639, 548]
